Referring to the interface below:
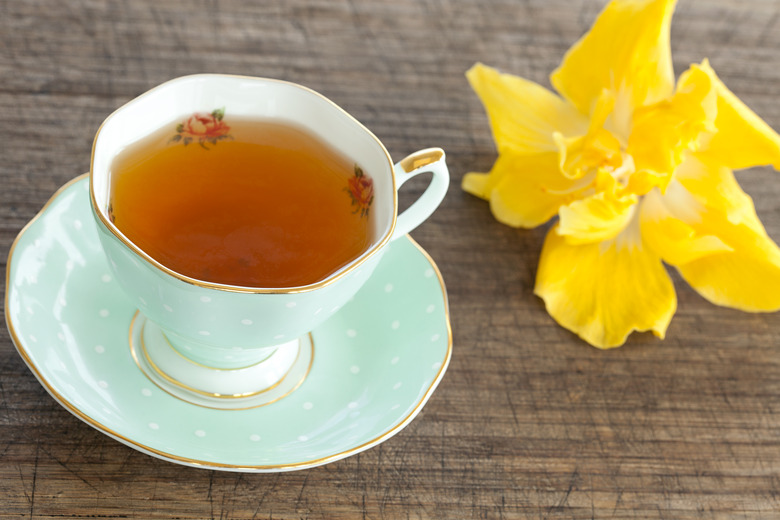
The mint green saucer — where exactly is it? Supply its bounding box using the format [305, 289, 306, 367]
[5, 175, 452, 472]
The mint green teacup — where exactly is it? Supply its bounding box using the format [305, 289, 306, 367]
[89, 74, 449, 408]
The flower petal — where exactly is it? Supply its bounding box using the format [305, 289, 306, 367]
[551, 0, 677, 120]
[552, 90, 625, 180]
[466, 63, 588, 154]
[678, 252, 780, 312]
[464, 150, 585, 228]
[554, 129, 624, 180]
[534, 220, 677, 349]
[557, 172, 638, 245]
[659, 155, 780, 310]
[674, 155, 768, 237]
[696, 60, 780, 170]
[627, 62, 717, 192]
[640, 188, 732, 265]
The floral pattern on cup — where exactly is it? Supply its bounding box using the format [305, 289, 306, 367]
[171, 108, 232, 149]
[346, 165, 374, 218]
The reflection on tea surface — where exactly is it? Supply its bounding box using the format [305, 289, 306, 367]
[109, 114, 374, 288]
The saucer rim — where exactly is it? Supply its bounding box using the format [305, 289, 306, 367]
[4, 174, 453, 472]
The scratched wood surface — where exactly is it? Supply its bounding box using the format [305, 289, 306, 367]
[3, 0, 780, 518]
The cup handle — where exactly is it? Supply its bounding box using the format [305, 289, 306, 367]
[390, 148, 449, 241]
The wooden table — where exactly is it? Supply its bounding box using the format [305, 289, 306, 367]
[3, 0, 780, 517]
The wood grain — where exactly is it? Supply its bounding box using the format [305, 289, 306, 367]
[3, 0, 780, 518]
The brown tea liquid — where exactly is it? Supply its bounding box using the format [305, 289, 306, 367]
[109, 116, 373, 288]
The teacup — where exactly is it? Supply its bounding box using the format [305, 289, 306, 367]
[89, 74, 449, 408]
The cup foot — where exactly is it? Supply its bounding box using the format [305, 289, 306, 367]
[129, 312, 314, 410]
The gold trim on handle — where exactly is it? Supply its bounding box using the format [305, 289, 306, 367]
[398, 148, 445, 174]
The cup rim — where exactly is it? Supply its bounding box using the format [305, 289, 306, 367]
[89, 73, 397, 294]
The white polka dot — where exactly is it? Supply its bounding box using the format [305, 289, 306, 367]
[424, 268, 434, 278]
[73, 220, 83, 230]
[393, 382, 402, 390]
[346, 329, 357, 338]
[57, 332, 65, 341]
[163, 304, 173, 312]
[138, 297, 147, 305]
[249, 434, 261, 442]
[65, 260, 74, 270]
[29, 335, 37, 343]
[98, 380, 108, 389]
[298, 435, 308, 442]
[25, 306, 34, 315]
[314, 308, 323, 315]
[198, 330, 211, 336]
[391, 356, 400, 365]
[200, 296, 211, 303]
[331, 306, 340, 313]
[95, 345, 105, 354]
[98, 309, 110, 318]
[426, 304, 435, 313]
[59, 298, 67, 307]
[384, 283, 394, 292]
[431, 333, 441, 342]
[391, 404, 400, 411]
[348, 401, 358, 409]
[141, 388, 153, 397]
[286, 302, 297, 308]
[240, 319, 253, 325]
[432, 362, 442, 370]
[350, 365, 360, 374]
[148, 422, 159, 430]
[195, 430, 206, 437]
[101, 274, 112, 283]
[391, 320, 400, 330]
[273, 334, 285, 340]
[303, 402, 313, 410]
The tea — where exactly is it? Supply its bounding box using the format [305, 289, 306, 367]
[108, 114, 374, 288]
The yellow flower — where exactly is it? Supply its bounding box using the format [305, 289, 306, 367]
[464, 0, 780, 348]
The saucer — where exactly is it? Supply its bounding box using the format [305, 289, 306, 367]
[5, 174, 452, 472]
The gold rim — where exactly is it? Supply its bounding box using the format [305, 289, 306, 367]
[126, 312, 314, 411]
[130, 311, 307, 400]
[89, 74, 398, 294]
[4, 176, 452, 470]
